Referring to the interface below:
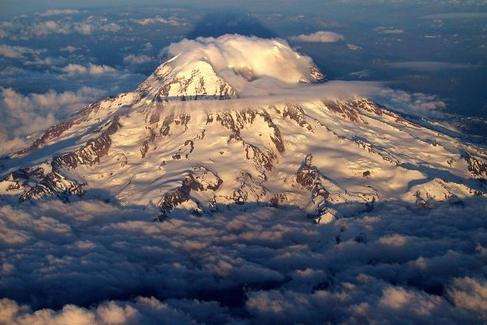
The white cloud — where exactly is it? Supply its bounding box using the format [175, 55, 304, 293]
[0, 45, 39, 59]
[0, 296, 242, 324]
[0, 87, 105, 155]
[347, 43, 362, 51]
[375, 26, 404, 34]
[61, 63, 118, 75]
[24, 56, 67, 67]
[33, 20, 70, 36]
[71, 20, 122, 35]
[162, 35, 324, 96]
[39, 9, 80, 17]
[291, 31, 344, 43]
[448, 277, 487, 318]
[60, 45, 78, 53]
[375, 88, 447, 117]
[123, 54, 154, 65]
[6, 17, 123, 38]
[74, 22, 95, 35]
[100, 23, 121, 33]
[133, 16, 183, 26]
[0, 196, 485, 323]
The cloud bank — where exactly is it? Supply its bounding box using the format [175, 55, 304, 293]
[0, 197, 485, 323]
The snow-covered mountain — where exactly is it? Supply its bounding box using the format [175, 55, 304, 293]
[0, 35, 485, 222]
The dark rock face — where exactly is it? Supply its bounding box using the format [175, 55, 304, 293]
[16, 93, 137, 157]
[3, 165, 86, 201]
[296, 154, 330, 209]
[462, 151, 487, 179]
[213, 110, 283, 175]
[231, 171, 268, 205]
[323, 100, 362, 123]
[19, 171, 86, 201]
[282, 104, 313, 131]
[1, 116, 120, 200]
[53, 116, 120, 169]
[352, 136, 399, 166]
[158, 166, 223, 217]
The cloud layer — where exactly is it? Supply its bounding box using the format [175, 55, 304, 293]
[0, 197, 485, 323]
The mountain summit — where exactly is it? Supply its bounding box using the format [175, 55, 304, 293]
[0, 35, 485, 221]
[138, 35, 324, 101]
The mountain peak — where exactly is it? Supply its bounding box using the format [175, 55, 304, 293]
[1, 34, 485, 222]
[138, 57, 238, 101]
[138, 34, 324, 102]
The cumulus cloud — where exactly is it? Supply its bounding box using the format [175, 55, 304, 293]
[39, 9, 80, 17]
[448, 277, 487, 319]
[291, 31, 344, 43]
[100, 22, 122, 33]
[375, 88, 447, 118]
[133, 16, 183, 26]
[24, 56, 67, 68]
[74, 22, 95, 35]
[347, 43, 362, 51]
[0, 87, 105, 155]
[375, 26, 404, 34]
[0, 45, 40, 59]
[72, 19, 123, 35]
[61, 63, 118, 75]
[60, 45, 78, 53]
[0, 196, 485, 323]
[123, 54, 155, 65]
[21, 19, 123, 37]
[0, 295, 243, 324]
[0, 15, 123, 39]
[33, 20, 70, 36]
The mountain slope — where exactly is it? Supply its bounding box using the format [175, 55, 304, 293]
[0, 35, 485, 221]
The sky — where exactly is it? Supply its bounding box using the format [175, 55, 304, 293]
[0, 1, 486, 323]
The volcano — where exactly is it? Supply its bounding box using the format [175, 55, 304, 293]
[0, 35, 485, 222]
